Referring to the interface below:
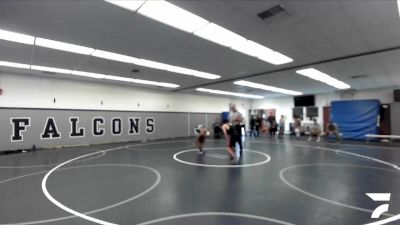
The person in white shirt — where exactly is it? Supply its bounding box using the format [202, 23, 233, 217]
[308, 119, 321, 142]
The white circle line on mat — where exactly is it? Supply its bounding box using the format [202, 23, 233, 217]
[36, 140, 400, 225]
[0, 163, 160, 225]
[0, 151, 106, 169]
[173, 148, 271, 168]
[136, 212, 295, 225]
[279, 163, 397, 218]
[39, 140, 189, 225]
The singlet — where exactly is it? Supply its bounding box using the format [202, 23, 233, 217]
[231, 124, 242, 136]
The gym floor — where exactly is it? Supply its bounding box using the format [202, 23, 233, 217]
[0, 137, 399, 225]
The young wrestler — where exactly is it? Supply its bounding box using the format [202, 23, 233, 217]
[195, 125, 207, 154]
[222, 120, 237, 163]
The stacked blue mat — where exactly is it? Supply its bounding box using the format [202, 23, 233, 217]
[331, 99, 380, 140]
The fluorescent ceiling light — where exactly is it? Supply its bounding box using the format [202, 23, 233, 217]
[104, 75, 179, 88]
[234, 80, 302, 96]
[296, 68, 351, 89]
[91, 50, 140, 64]
[133, 78, 179, 88]
[135, 59, 174, 70]
[196, 88, 264, 99]
[0, 57, 179, 88]
[71, 71, 106, 79]
[134, 60, 221, 79]
[0, 29, 35, 45]
[105, 0, 145, 11]
[0, 25, 221, 80]
[164, 66, 220, 79]
[398, 0, 400, 18]
[194, 23, 246, 47]
[190, 71, 221, 80]
[258, 51, 293, 65]
[31, 65, 72, 74]
[164, 65, 197, 75]
[103, 75, 134, 82]
[157, 82, 180, 88]
[137, 0, 210, 33]
[0, 60, 30, 69]
[106, 0, 293, 65]
[230, 40, 293, 65]
[231, 40, 274, 57]
[91, 50, 221, 79]
[35, 38, 94, 55]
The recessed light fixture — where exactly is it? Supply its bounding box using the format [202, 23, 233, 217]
[194, 23, 246, 47]
[0, 60, 30, 69]
[257, 51, 293, 65]
[106, 0, 293, 65]
[0, 27, 221, 80]
[137, 0, 210, 33]
[196, 87, 264, 99]
[104, 0, 145, 11]
[231, 40, 293, 65]
[71, 71, 106, 79]
[165, 66, 220, 79]
[31, 65, 73, 74]
[103, 75, 133, 82]
[398, 0, 400, 18]
[296, 68, 351, 89]
[135, 59, 174, 71]
[91, 50, 221, 79]
[190, 71, 220, 80]
[0, 28, 35, 45]
[234, 80, 302, 95]
[91, 50, 140, 64]
[0, 60, 179, 88]
[231, 40, 273, 57]
[35, 38, 94, 55]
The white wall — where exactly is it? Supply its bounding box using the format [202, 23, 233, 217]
[251, 87, 398, 132]
[251, 96, 294, 131]
[0, 71, 250, 114]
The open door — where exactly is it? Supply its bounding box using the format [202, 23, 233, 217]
[323, 106, 331, 132]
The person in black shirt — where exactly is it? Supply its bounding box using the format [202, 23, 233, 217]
[250, 116, 256, 137]
[222, 121, 242, 163]
[255, 115, 261, 137]
[267, 112, 277, 138]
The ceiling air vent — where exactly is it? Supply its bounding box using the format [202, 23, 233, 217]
[350, 74, 368, 79]
[258, 5, 287, 20]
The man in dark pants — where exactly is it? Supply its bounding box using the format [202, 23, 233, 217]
[228, 104, 244, 155]
[250, 116, 256, 137]
[222, 119, 242, 163]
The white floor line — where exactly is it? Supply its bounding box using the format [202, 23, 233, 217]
[0, 151, 106, 169]
[174, 148, 271, 168]
[137, 212, 295, 225]
[39, 140, 189, 225]
[279, 163, 397, 217]
[206, 153, 229, 159]
[20, 139, 399, 225]
[0, 164, 160, 225]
